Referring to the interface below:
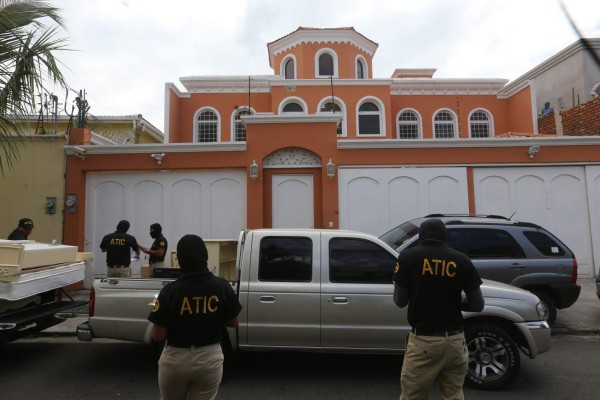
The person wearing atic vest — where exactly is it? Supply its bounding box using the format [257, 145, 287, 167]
[99, 220, 140, 278]
[139, 223, 168, 276]
[148, 234, 242, 400]
[393, 218, 484, 400]
[7, 218, 34, 240]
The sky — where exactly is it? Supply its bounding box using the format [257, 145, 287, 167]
[47, 0, 600, 132]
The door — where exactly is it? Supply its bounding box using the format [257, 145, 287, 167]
[474, 166, 593, 276]
[320, 232, 409, 350]
[272, 174, 314, 228]
[338, 167, 468, 236]
[85, 170, 246, 283]
[246, 233, 321, 347]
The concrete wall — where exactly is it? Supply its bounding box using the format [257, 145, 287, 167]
[0, 136, 66, 243]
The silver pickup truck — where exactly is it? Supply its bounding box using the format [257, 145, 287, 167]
[77, 229, 550, 390]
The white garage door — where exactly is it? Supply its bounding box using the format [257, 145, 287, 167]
[339, 167, 469, 236]
[474, 166, 593, 276]
[84, 170, 246, 282]
[585, 166, 600, 276]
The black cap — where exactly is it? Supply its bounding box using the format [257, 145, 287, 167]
[18, 218, 34, 229]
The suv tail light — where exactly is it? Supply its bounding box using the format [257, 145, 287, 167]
[572, 258, 578, 284]
[55, 288, 64, 302]
[89, 287, 95, 317]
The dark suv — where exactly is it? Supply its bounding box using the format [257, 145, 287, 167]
[380, 214, 581, 325]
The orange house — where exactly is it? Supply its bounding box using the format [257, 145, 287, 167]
[64, 27, 600, 281]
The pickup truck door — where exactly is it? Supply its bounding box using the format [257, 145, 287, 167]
[246, 233, 320, 347]
[320, 233, 409, 351]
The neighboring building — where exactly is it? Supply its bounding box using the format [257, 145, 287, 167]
[0, 114, 163, 243]
[501, 38, 600, 134]
[63, 27, 600, 282]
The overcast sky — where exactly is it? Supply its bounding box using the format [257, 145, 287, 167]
[49, 0, 600, 132]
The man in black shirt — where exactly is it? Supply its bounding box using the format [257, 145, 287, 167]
[99, 220, 140, 278]
[139, 223, 168, 275]
[148, 234, 242, 400]
[393, 218, 484, 400]
[7, 218, 34, 240]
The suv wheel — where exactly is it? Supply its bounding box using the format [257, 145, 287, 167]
[464, 324, 520, 390]
[531, 290, 557, 326]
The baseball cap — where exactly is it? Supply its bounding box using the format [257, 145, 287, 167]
[19, 218, 34, 229]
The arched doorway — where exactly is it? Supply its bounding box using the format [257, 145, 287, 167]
[263, 148, 322, 228]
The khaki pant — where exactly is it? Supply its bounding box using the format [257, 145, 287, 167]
[158, 343, 224, 400]
[107, 266, 131, 278]
[400, 333, 468, 400]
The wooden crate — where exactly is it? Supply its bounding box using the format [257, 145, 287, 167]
[205, 240, 237, 280]
[170, 240, 237, 280]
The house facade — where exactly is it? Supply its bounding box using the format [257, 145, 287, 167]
[63, 27, 600, 282]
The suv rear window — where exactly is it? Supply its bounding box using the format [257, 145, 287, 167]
[523, 231, 566, 256]
[448, 228, 526, 259]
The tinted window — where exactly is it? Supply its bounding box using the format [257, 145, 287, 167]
[259, 237, 312, 282]
[330, 238, 397, 284]
[524, 231, 566, 257]
[460, 228, 525, 259]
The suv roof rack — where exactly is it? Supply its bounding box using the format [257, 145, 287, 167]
[425, 213, 510, 221]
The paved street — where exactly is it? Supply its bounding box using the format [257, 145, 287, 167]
[2, 335, 600, 399]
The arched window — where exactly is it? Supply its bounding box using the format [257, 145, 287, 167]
[356, 59, 365, 79]
[320, 101, 343, 135]
[433, 110, 456, 139]
[284, 58, 295, 79]
[358, 101, 381, 135]
[282, 102, 304, 113]
[469, 110, 493, 138]
[233, 108, 253, 142]
[196, 108, 219, 142]
[319, 52, 334, 76]
[397, 110, 420, 139]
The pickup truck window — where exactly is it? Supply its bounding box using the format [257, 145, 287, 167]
[329, 238, 397, 284]
[258, 237, 312, 282]
[523, 231, 566, 256]
[454, 228, 526, 259]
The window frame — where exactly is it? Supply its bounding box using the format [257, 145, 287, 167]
[396, 108, 422, 139]
[356, 96, 386, 137]
[230, 106, 255, 142]
[315, 48, 339, 78]
[355, 55, 368, 79]
[278, 96, 308, 114]
[468, 108, 494, 138]
[281, 55, 297, 79]
[193, 106, 221, 143]
[432, 108, 458, 139]
[317, 97, 347, 137]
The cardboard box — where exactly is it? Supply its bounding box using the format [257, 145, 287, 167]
[140, 265, 150, 278]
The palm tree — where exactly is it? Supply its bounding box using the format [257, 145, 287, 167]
[0, 0, 68, 174]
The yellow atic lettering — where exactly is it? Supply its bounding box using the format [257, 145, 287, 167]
[109, 238, 125, 246]
[193, 296, 201, 313]
[394, 262, 400, 273]
[422, 259, 434, 275]
[446, 261, 457, 277]
[208, 295, 219, 312]
[180, 297, 193, 315]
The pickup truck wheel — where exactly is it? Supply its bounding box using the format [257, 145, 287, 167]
[464, 324, 520, 391]
[531, 290, 557, 326]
